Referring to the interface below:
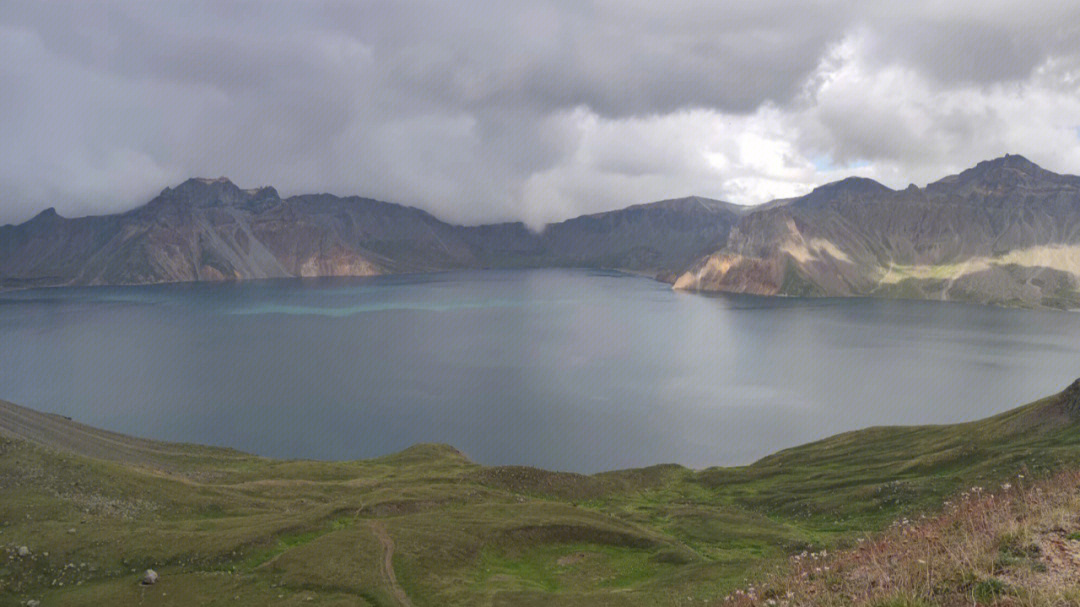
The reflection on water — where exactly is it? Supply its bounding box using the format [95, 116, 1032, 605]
[1, 269, 1078, 472]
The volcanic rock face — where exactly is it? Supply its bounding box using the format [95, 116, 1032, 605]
[0, 179, 420, 286]
[3, 154, 1080, 307]
[0, 183, 739, 288]
[538, 196, 739, 271]
[673, 155, 1080, 307]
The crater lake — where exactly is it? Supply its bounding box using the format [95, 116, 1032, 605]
[3, 269, 1079, 472]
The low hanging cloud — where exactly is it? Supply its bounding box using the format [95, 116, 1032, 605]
[2, 1, 1080, 227]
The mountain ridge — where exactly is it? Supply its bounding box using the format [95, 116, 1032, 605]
[3, 154, 1080, 307]
[671, 154, 1080, 307]
[0, 181, 741, 288]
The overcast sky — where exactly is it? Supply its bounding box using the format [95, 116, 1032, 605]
[2, 1, 1080, 227]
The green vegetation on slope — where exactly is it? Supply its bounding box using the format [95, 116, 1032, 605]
[2, 379, 1079, 606]
[725, 470, 1080, 606]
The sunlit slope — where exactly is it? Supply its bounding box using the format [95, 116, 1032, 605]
[2, 379, 1079, 606]
[6, 155, 1080, 308]
[674, 156, 1080, 308]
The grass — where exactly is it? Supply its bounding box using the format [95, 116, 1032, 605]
[876, 261, 984, 284]
[780, 259, 827, 297]
[724, 470, 1080, 606]
[1, 379, 1080, 605]
[474, 542, 672, 593]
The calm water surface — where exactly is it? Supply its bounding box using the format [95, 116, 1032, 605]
[2, 269, 1079, 472]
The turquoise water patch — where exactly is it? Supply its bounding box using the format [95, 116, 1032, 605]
[227, 298, 574, 317]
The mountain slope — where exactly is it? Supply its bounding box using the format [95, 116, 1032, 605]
[0, 178, 480, 287]
[0, 184, 740, 288]
[673, 155, 1080, 307]
[2, 380, 1079, 605]
[4, 154, 1080, 307]
[537, 196, 740, 273]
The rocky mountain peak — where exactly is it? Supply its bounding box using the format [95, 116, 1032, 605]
[961, 154, 1048, 180]
[928, 154, 1077, 194]
[152, 177, 264, 209]
[173, 176, 242, 194]
[23, 207, 63, 227]
[245, 185, 280, 199]
[795, 176, 892, 208]
[32, 206, 60, 220]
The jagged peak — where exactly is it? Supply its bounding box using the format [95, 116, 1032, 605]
[977, 153, 1041, 171]
[172, 176, 240, 190]
[958, 154, 1050, 180]
[152, 177, 280, 209]
[194, 176, 234, 185]
[244, 185, 279, 198]
[23, 206, 63, 226]
[928, 154, 1078, 192]
[156, 177, 237, 198]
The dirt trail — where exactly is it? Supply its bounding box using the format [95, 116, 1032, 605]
[369, 520, 413, 607]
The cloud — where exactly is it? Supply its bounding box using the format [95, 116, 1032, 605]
[793, 29, 1080, 185]
[518, 106, 823, 227]
[1, 1, 1080, 226]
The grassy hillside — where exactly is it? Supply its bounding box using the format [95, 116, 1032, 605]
[2, 380, 1079, 606]
[726, 469, 1080, 606]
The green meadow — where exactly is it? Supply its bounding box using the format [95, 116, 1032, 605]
[2, 379, 1079, 606]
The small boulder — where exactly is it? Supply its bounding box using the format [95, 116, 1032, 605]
[26, 600, 40, 607]
[17, 546, 30, 557]
[141, 569, 159, 585]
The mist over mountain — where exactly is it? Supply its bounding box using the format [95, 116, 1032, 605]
[0, 178, 740, 288]
[3, 154, 1079, 307]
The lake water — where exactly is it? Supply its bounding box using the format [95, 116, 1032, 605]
[2, 269, 1079, 472]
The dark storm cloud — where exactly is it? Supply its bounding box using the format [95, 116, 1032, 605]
[344, 0, 842, 116]
[857, 1, 1080, 85]
[2, 1, 1080, 226]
